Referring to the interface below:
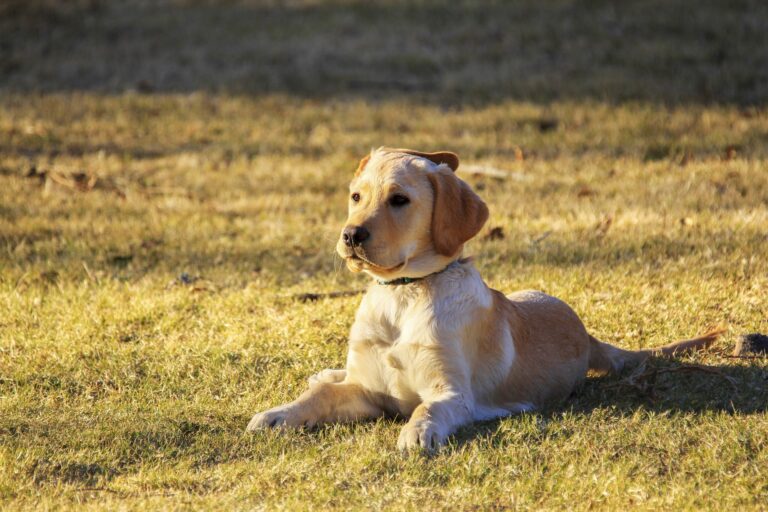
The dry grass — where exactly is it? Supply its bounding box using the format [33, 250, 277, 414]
[1, 1, 768, 510]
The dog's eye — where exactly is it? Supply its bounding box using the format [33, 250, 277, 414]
[389, 194, 410, 207]
[351, 192, 361, 202]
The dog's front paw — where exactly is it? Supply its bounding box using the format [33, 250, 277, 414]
[397, 421, 446, 453]
[246, 404, 306, 432]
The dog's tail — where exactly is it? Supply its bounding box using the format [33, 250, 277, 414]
[587, 329, 724, 375]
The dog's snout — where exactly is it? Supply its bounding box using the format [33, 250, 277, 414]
[343, 226, 370, 247]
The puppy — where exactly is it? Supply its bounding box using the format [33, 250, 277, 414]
[247, 147, 720, 452]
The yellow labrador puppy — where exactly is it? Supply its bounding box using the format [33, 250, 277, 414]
[247, 147, 720, 452]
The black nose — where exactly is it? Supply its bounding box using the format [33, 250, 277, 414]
[343, 226, 370, 247]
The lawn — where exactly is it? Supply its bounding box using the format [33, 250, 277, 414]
[1, 0, 767, 510]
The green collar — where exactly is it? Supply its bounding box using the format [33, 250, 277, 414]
[376, 260, 460, 286]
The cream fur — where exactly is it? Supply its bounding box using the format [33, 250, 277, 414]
[246, 148, 721, 452]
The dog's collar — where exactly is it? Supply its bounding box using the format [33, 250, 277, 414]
[376, 260, 461, 286]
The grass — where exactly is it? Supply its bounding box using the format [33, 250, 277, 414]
[1, 0, 768, 510]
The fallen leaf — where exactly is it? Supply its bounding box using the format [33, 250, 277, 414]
[72, 172, 97, 192]
[294, 290, 364, 302]
[48, 170, 97, 192]
[485, 226, 505, 241]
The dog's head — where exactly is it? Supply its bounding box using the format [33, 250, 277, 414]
[336, 147, 489, 281]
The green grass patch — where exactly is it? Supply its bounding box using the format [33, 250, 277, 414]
[1, 0, 768, 509]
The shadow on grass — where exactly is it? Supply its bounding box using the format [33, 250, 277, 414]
[10, 358, 766, 486]
[1, 0, 767, 105]
[454, 358, 768, 448]
[233, 358, 768, 457]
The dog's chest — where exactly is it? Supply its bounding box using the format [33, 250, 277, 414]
[356, 338, 422, 412]
[346, 267, 496, 413]
[347, 289, 434, 412]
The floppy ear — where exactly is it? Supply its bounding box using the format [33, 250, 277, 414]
[354, 154, 371, 177]
[388, 148, 459, 172]
[427, 169, 489, 256]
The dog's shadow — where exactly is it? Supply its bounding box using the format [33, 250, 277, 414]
[451, 358, 768, 448]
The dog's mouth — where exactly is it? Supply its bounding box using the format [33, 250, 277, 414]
[346, 251, 405, 273]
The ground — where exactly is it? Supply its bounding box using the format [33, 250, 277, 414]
[1, 0, 767, 510]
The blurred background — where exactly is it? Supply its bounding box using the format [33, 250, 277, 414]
[2, 0, 767, 103]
